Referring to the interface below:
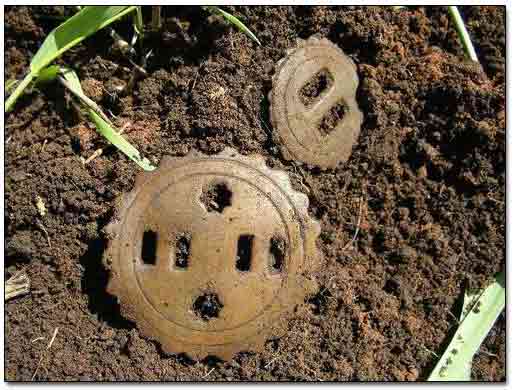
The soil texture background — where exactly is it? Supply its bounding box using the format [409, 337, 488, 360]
[5, 5, 505, 381]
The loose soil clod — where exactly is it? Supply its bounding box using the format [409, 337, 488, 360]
[5, 5, 505, 381]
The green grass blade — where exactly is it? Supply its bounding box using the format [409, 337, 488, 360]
[459, 288, 481, 321]
[151, 6, 162, 32]
[31, 6, 136, 73]
[88, 111, 156, 171]
[5, 6, 136, 112]
[428, 271, 505, 381]
[448, 6, 479, 63]
[61, 68, 80, 89]
[204, 6, 261, 46]
[35, 65, 61, 84]
[60, 68, 155, 171]
[5, 73, 34, 112]
[59, 69, 111, 124]
[133, 6, 144, 37]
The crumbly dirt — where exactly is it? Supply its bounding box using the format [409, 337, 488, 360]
[300, 69, 333, 106]
[5, 5, 505, 381]
[199, 182, 232, 213]
[319, 100, 347, 136]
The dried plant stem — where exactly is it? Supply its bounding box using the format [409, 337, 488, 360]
[5, 271, 30, 301]
[151, 6, 162, 31]
[32, 327, 59, 380]
[342, 196, 364, 251]
[57, 75, 112, 125]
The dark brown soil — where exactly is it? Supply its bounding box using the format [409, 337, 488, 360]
[300, 69, 333, 106]
[319, 100, 347, 136]
[174, 232, 192, 269]
[200, 181, 232, 213]
[5, 5, 505, 381]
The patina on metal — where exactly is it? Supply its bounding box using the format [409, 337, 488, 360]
[105, 148, 320, 360]
[270, 36, 363, 169]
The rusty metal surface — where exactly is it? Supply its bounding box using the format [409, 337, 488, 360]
[270, 36, 363, 169]
[105, 149, 321, 360]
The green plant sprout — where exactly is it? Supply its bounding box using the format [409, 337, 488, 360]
[204, 6, 261, 46]
[428, 271, 505, 381]
[392, 6, 479, 63]
[5, 6, 154, 171]
[6, 6, 261, 170]
[448, 6, 479, 62]
[32, 64, 155, 171]
[59, 68, 156, 171]
[133, 6, 144, 41]
[5, 6, 137, 112]
[151, 6, 162, 32]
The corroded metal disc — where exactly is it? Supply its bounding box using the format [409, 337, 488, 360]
[104, 148, 320, 360]
[270, 36, 363, 169]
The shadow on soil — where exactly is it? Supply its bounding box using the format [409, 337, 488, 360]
[80, 237, 135, 329]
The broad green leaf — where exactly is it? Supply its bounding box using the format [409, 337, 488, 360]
[61, 68, 156, 171]
[428, 272, 505, 381]
[35, 65, 61, 84]
[204, 6, 261, 46]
